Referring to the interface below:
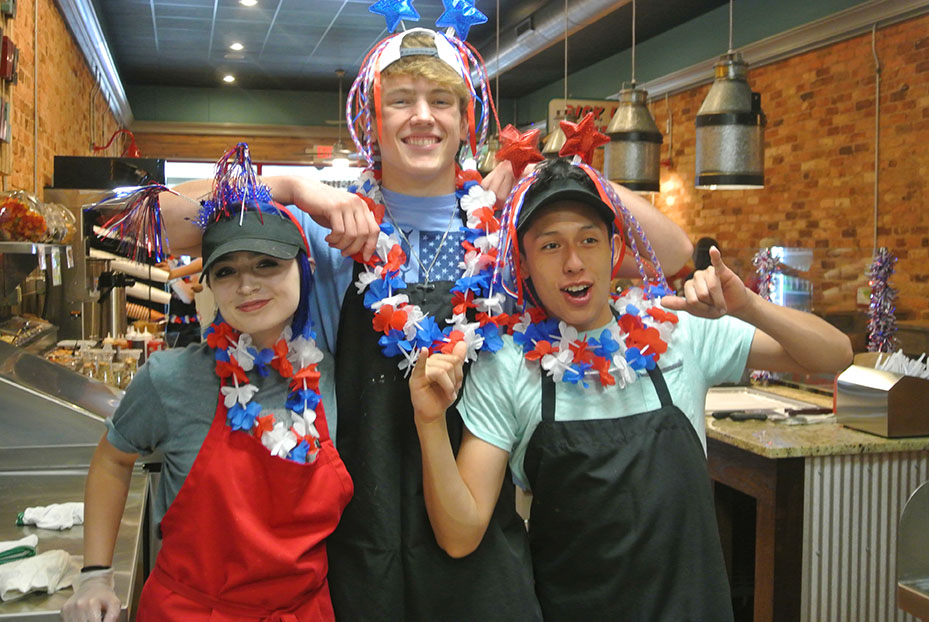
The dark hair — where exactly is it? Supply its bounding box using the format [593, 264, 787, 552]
[517, 158, 603, 246]
[291, 251, 314, 339]
[693, 237, 718, 271]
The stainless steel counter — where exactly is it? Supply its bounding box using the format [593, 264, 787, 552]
[0, 469, 147, 620]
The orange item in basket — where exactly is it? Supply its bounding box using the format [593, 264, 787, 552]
[0, 195, 48, 242]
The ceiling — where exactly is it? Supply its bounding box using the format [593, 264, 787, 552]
[90, 0, 727, 99]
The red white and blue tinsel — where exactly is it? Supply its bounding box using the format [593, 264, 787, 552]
[866, 247, 898, 353]
[195, 143, 273, 230]
[93, 184, 174, 263]
[493, 117, 677, 389]
[751, 247, 779, 382]
[206, 318, 325, 464]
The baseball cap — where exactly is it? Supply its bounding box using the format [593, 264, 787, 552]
[516, 175, 616, 235]
[200, 206, 306, 280]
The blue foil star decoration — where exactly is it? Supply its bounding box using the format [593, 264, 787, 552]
[369, 0, 421, 33]
[435, 0, 487, 41]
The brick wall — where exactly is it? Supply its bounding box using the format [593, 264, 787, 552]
[650, 13, 929, 322]
[8, 0, 121, 195]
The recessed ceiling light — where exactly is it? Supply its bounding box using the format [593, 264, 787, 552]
[222, 74, 236, 83]
[229, 42, 244, 51]
[239, 0, 257, 6]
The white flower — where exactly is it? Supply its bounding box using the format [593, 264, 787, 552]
[230, 334, 255, 371]
[513, 311, 534, 334]
[355, 269, 379, 294]
[474, 231, 499, 252]
[541, 349, 574, 382]
[397, 347, 420, 374]
[554, 322, 579, 352]
[292, 412, 319, 440]
[370, 293, 409, 312]
[610, 355, 637, 389]
[288, 335, 323, 368]
[261, 421, 297, 458]
[221, 382, 259, 408]
[376, 231, 396, 259]
[460, 185, 496, 217]
[475, 292, 506, 315]
[459, 322, 484, 361]
[402, 306, 427, 340]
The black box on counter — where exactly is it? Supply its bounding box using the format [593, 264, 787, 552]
[53, 156, 165, 189]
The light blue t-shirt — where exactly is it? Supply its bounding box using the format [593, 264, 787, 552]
[457, 311, 756, 489]
[284, 188, 465, 353]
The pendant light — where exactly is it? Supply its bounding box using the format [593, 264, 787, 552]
[478, 0, 501, 174]
[604, 0, 662, 192]
[694, 0, 766, 189]
[542, 0, 569, 157]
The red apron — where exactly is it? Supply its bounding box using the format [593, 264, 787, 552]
[137, 388, 353, 622]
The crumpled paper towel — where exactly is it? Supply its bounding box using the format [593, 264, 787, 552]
[16, 502, 84, 530]
[0, 549, 79, 601]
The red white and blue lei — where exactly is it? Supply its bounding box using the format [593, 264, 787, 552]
[347, 166, 513, 371]
[511, 285, 678, 389]
[205, 318, 325, 464]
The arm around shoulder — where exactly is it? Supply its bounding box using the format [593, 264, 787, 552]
[611, 182, 693, 277]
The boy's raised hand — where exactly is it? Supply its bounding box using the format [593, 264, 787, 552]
[289, 177, 380, 261]
[409, 342, 468, 425]
[660, 246, 752, 319]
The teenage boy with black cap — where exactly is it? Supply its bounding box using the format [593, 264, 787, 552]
[158, 27, 694, 621]
[411, 157, 853, 621]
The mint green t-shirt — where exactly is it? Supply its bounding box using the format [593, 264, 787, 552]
[457, 311, 755, 489]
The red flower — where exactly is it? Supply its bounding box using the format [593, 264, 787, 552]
[441, 330, 465, 354]
[291, 364, 321, 392]
[359, 194, 384, 225]
[647, 307, 679, 324]
[383, 245, 407, 273]
[473, 207, 500, 233]
[591, 356, 615, 387]
[206, 322, 237, 350]
[476, 312, 511, 328]
[626, 326, 668, 360]
[525, 340, 555, 362]
[269, 339, 294, 378]
[618, 314, 644, 335]
[456, 168, 483, 187]
[452, 290, 477, 315]
[253, 414, 275, 439]
[569, 339, 594, 366]
[527, 307, 549, 323]
[373, 304, 408, 334]
[215, 360, 247, 385]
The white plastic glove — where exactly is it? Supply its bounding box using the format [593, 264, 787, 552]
[60, 568, 121, 622]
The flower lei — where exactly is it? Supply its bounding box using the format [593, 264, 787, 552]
[511, 285, 679, 389]
[347, 167, 515, 371]
[205, 318, 325, 464]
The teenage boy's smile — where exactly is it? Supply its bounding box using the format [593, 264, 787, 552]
[520, 201, 617, 333]
[378, 74, 468, 195]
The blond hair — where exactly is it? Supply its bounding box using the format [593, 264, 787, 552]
[380, 31, 471, 113]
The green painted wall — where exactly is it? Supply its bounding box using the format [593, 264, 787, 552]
[514, 0, 870, 125]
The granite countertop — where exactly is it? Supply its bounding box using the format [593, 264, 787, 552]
[705, 383, 929, 459]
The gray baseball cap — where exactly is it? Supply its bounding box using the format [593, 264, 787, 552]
[200, 206, 305, 280]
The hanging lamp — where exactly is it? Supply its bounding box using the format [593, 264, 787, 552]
[542, 0, 569, 157]
[694, 0, 766, 189]
[478, 0, 502, 174]
[604, 0, 662, 192]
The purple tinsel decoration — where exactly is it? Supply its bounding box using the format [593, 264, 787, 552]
[752, 247, 777, 303]
[867, 247, 898, 353]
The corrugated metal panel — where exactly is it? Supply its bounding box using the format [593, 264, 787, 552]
[802, 451, 929, 622]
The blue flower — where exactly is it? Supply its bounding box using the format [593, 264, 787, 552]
[592, 330, 620, 359]
[286, 388, 321, 414]
[452, 273, 490, 295]
[625, 303, 641, 317]
[461, 226, 485, 244]
[477, 324, 503, 353]
[625, 347, 656, 371]
[252, 347, 275, 377]
[214, 348, 230, 363]
[414, 317, 445, 349]
[364, 278, 395, 308]
[227, 401, 262, 432]
[380, 220, 395, 235]
[561, 365, 589, 388]
[288, 440, 311, 463]
[379, 329, 413, 357]
[646, 283, 673, 299]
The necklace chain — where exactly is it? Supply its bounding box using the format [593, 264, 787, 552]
[383, 201, 459, 286]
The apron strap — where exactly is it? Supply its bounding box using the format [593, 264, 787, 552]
[539, 358, 675, 420]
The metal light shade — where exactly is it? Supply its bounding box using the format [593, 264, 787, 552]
[695, 52, 766, 189]
[604, 84, 662, 192]
[478, 134, 500, 175]
[542, 121, 566, 158]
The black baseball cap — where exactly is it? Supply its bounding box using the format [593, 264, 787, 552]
[200, 205, 306, 280]
[516, 174, 616, 235]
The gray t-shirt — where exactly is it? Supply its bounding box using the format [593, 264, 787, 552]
[106, 341, 337, 525]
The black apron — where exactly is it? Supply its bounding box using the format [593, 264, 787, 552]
[524, 366, 734, 622]
[328, 262, 541, 621]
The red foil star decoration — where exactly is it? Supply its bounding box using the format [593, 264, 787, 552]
[495, 124, 544, 178]
[558, 112, 610, 165]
